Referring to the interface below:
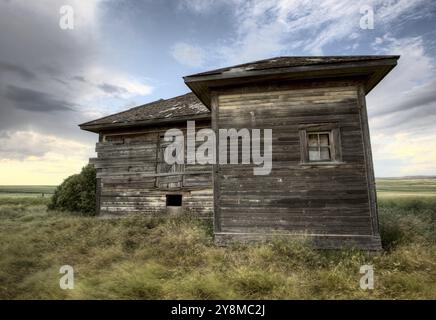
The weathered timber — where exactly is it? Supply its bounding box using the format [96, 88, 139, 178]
[87, 120, 213, 219]
[207, 80, 386, 249]
[80, 56, 399, 250]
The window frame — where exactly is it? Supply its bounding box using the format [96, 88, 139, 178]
[299, 123, 343, 165]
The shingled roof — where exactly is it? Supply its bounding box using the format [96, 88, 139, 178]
[79, 92, 210, 132]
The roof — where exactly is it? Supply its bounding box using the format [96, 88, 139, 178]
[186, 56, 399, 77]
[79, 92, 210, 133]
[184, 55, 400, 108]
[80, 55, 400, 133]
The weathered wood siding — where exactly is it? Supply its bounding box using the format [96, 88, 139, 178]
[213, 80, 380, 248]
[92, 122, 213, 219]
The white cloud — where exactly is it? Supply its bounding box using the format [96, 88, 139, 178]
[183, 0, 434, 63]
[0, 130, 90, 161]
[171, 42, 206, 67]
[0, 130, 92, 185]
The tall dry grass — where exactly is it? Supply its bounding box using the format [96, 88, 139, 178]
[0, 197, 434, 299]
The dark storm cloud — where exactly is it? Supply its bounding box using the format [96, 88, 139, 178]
[4, 85, 74, 112]
[71, 74, 131, 95]
[0, 61, 36, 80]
[372, 80, 436, 118]
[372, 102, 436, 134]
[71, 76, 131, 96]
[0, 0, 103, 146]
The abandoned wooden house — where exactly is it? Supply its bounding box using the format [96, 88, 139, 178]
[80, 55, 399, 249]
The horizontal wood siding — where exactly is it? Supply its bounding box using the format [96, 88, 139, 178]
[93, 122, 213, 218]
[216, 82, 374, 236]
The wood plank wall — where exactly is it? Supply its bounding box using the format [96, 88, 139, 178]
[214, 80, 377, 238]
[92, 121, 213, 218]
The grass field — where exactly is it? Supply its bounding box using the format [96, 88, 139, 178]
[377, 178, 436, 198]
[0, 179, 435, 299]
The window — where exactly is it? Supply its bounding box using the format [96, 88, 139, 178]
[308, 132, 331, 161]
[166, 194, 182, 207]
[299, 124, 342, 164]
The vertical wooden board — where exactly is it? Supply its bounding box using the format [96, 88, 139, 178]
[211, 92, 221, 232]
[357, 84, 379, 235]
[299, 129, 308, 163]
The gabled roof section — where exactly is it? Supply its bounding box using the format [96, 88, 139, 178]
[79, 92, 210, 133]
[184, 55, 400, 109]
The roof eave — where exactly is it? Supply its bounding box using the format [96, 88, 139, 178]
[79, 113, 211, 133]
[184, 56, 400, 109]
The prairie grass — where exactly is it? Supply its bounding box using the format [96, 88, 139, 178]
[0, 196, 435, 299]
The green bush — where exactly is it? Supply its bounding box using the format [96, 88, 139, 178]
[48, 165, 96, 215]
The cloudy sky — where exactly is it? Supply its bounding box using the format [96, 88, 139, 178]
[1, 0, 436, 184]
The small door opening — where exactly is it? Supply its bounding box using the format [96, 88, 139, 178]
[166, 194, 182, 207]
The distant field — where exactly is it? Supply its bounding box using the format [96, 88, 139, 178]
[376, 178, 436, 198]
[0, 185, 56, 198]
